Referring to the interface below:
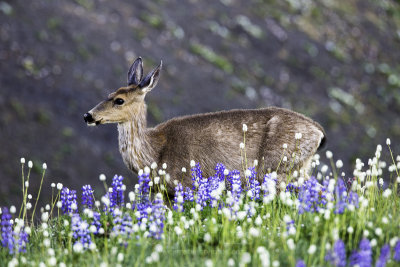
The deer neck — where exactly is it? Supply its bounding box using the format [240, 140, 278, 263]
[117, 103, 155, 172]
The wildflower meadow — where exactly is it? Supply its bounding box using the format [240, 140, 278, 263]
[1, 135, 400, 267]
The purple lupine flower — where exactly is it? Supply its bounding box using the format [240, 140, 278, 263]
[286, 183, 300, 193]
[214, 163, 226, 182]
[1, 208, 29, 254]
[91, 211, 101, 234]
[225, 170, 242, 219]
[325, 239, 346, 267]
[112, 209, 132, 241]
[246, 167, 260, 200]
[394, 240, 400, 262]
[1, 207, 14, 254]
[298, 177, 326, 214]
[81, 185, 94, 209]
[335, 178, 347, 214]
[196, 177, 210, 208]
[296, 260, 306, 267]
[173, 182, 184, 212]
[285, 219, 296, 234]
[110, 175, 125, 208]
[16, 230, 28, 253]
[71, 214, 92, 249]
[191, 162, 203, 190]
[334, 178, 359, 214]
[208, 175, 223, 207]
[135, 171, 152, 222]
[229, 170, 242, 202]
[60, 187, 77, 214]
[349, 238, 372, 267]
[184, 187, 194, 202]
[348, 191, 359, 208]
[148, 193, 166, 239]
[137, 172, 151, 204]
[376, 244, 390, 267]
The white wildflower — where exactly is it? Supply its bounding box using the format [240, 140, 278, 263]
[205, 259, 213, 267]
[151, 162, 157, 169]
[73, 243, 83, 253]
[363, 230, 369, 237]
[326, 151, 333, 159]
[174, 226, 182, 235]
[295, 132, 302, 140]
[10, 206, 16, 214]
[386, 138, 391, 146]
[375, 228, 383, 236]
[390, 237, 399, 247]
[242, 124, 248, 132]
[255, 216, 262, 226]
[308, 244, 317, 254]
[240, 142, 245, 149]
[249, 227, 260, 237]
[28, 161, 33, 168]
[117, 253, 124, 262]
[204, 233, 211, 243]
[48, 257, 56, 266]
[99, 174, 106, 181]
[336, 160, 343, 168]
[43, 238, 50, 247]
[383, 189, 392, 198]
[144, 166, 150, 174]
[287, 238, 295, 250]
[240, 252, 251, 265]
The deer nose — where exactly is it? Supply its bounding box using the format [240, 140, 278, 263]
[84, 112, 94, 123]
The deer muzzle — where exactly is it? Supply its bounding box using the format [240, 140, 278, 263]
[84, 112, 100, 126]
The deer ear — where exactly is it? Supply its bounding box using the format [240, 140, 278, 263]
[139, 61, 162, 92]
[127, 57, 143, 86]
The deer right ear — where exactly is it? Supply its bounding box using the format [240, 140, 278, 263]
[127, 57, 143, 86]
[139, 61, 162, 92]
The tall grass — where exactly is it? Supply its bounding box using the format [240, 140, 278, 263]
[1, 139, 400, 267]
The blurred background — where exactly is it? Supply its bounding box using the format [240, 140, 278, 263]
[1, 0, 400, 207]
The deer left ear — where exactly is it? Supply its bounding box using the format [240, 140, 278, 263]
[139, 61, 162, 92]
[127, 57, 143, 86]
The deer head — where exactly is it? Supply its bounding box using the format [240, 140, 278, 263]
[84, 57, 162, 126]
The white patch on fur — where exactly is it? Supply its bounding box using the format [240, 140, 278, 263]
[118, 120, 154, 172]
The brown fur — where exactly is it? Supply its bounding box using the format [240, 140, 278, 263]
[85, 58, 325, 195]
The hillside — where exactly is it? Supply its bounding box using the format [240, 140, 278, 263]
[0, 0, 400, 205]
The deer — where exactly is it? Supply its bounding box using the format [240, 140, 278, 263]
[84, 57, 326, 195]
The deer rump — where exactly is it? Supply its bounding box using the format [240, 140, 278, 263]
[152, 106, 325, 190]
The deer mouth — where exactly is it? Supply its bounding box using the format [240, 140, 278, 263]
[87, 120, 102, 126]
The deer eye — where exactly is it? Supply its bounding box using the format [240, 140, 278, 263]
[114, 98, 125, 105]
